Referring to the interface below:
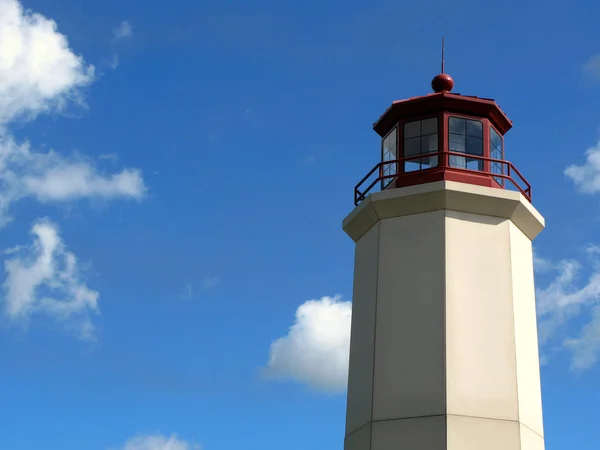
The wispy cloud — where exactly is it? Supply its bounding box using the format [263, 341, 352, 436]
[98, 153, 119, 163]
[113, 433, 200, 450]
[106, 54, 120, 70]
[107, 21, 133, 70]
[0, 134, 146, 227]
[113, 20, 133, 41]
[182, 284, 193, 300]
[202, 277, 218, 290]
[264, 295, 351, 393]
[180, 278, 218, 300]
[2, 219, 100, 340]
[565, 141, 600, 193]
[582, 54, 600, 81]
[536, 249, 600, 371]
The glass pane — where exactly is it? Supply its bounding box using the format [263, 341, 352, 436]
[404, 137, 421, 156]
[449, 134, 466, 153]
[449, 117, 465, 134]
[383, 129, 397, 160]
[404, 161, 421, 172]
[490, 128, 502, 148]
[404, 121, 420, 139]
[421, 134, 438, 154]
[383, 145, 396, 161]
[492, 162, 503, 174]
[385, 128, 397, 147]
[383, 139, 394, 156]
[422, 117, 438, 135]
[450, 155, 466, 168]
[466, 136, 483, 155]
[467, 119, 483, 137]
[424, 155, 438, 169]
[466, 158, 483, 171]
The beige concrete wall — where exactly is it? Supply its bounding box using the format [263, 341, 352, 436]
[345, 223, 380, 437]
[509, 222, 545, 438]
[371, 416, 446, 449]
[343, 182, 545, 450]
[445, 211, 519, 422]
[446, 415, 520, 450]
[372, 211, 446, 422]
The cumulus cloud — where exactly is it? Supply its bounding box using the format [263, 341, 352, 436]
[0, 1, 145, 342]
[262, 250, 600, 391]
[0, 134, 146, 226]
[0, 0, 94, 125]
[565, 141, 600, 193]
[113, 21, 133, 41]
[536, 249, 600, 371]
[2, 219, 99, 340]
[0, 1, 145, 224]
[116, 434, 199, 450]
[265, 295, 351, 393]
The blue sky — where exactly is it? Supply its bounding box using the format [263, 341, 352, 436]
[0, 0, 599, 449]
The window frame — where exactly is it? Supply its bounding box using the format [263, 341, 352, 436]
[380, 126, 398, 190]
[401, 116, 440, 173]
[447, 115, 485, 171]
[489, 125, 504, 187]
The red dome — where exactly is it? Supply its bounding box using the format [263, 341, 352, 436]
[431, 73, 454, 93]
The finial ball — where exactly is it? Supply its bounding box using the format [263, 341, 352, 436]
[431, 73, 454, 93]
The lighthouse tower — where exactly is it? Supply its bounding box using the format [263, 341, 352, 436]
[342, 65, 546, 450]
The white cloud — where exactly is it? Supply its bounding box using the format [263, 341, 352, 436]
[0, 0, 94, 125]
[261, 253, 600, 391]
[0, 134, 146, 226]
[2, 219, 99, 340]
[0, 1, 145, 224]
[563, 305, 600, 371]
[0, 1, 145, 343]
[533, 249, 555, 273]
[536, 250, 600, 371]
[265, 295, 351, 393]
[113, 21, 133, 41]
[116, 434, 199, 450]
[565, 141, 600, 193]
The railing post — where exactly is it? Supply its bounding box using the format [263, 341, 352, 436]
[439, 149, 447, 168]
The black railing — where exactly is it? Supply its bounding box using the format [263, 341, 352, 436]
[354, 151, 532, 206]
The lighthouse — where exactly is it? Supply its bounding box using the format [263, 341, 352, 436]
[342, 64, 546, 449]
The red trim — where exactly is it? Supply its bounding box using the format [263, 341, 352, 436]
[393, 168, 497, 189]
[374, 91, 512, 138]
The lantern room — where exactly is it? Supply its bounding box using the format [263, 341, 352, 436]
[354, 71, 532, 206]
